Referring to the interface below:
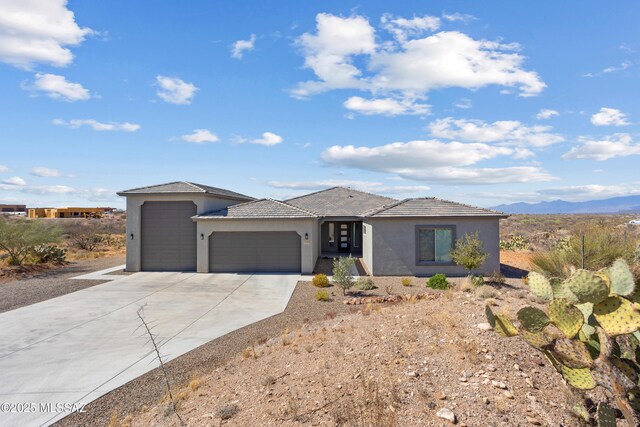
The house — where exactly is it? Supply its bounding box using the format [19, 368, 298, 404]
[0, 204, 26, 215]
[117, 181, 507, 276]
[27, 207, 114, 219]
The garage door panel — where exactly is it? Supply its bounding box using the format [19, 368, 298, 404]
[141, 201, 197, 271]
[209, 231, 301, 272]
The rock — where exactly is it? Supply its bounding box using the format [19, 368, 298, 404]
[406, 371, 419, 378]
[504, 391, 514, 399]
[513, 363, 521, 371]
[476, 322, 492, 330]
[436, 408, 457, 423]
[491, 380, 507, 389]
[437, 390, 447, 400]
[526, 417, 541, 425]
[486, 364, 497, 372]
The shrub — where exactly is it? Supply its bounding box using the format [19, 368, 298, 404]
[499, 235, 528, 251]
[488, 270, 506, 285]
[474, 285, 498, 299]
[450, 232, 488, 275]
[312, 274, 330, 288]
[332, 256, 356, 296]
[0, 219, 62, 265]
[315, 290, 330, 301]
[355, 277, 375, 290]
[427, 274, 450, 290]
[469, 274, 485, 287]
[30, 245, 67, 264]
[217, 404, 239, 420]
[66, 221, 104, 251]
[401, 277, 412, 287]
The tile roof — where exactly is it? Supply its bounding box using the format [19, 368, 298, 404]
[366, 198, 508, 218]
[196, 199, 316, 219]
[285, 187, 397, 217]
[117, 181, 254, 201]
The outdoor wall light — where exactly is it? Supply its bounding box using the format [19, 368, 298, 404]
[130, 233, 134, 240]
[304, 233, 309, 241]
[201, 233, 204, 240]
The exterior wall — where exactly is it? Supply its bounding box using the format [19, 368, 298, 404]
[361, 220, 374, 275]
[369, 217, 501, 277]
[123, 194, 243, 272]
[196, 218, 318, 274]
[0, 204, 26, 213]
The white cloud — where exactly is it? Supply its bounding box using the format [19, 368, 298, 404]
[454, 98, 472, 109]
[603, 60, 632, 73]
[181, 129, 219, 144]
[0, 0, 93, 69]
[251, 132, 283, 146]
[231, 34, 256, 59]
[292, 13, 545, 108]
[537, 184, 640, 200]
[0, 165, 7, 173]
[563, 133, 640, 161]
[24, 73, 90, 101]
[536, 108, 559, 120]
[590, 107, 630, 126]
[268, 179, 431, 195]
[442, 13, 477, 23]
[155, 76, 198, 105]
[343, 96, 430, 116]
[52, 118, 140, 132]
[31, 167, 61, 177]
[428, 117, 564, 147]
[2, 176, 26, 186]
[321, 139, 555, 185]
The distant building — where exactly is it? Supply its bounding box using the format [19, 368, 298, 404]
[27, 207, 115, 219]
[0, 204, 27, 215]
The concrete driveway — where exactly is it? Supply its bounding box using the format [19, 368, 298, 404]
[0, 269, 299, 427]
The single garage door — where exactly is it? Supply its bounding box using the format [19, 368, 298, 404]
[141, 201, 197, 271]
[209, 231, 301, 273]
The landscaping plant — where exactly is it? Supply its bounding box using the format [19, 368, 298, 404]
[355, 277, 375, 290]
[30, 245, 67, 264]
[315, 290, 330, 302]
[401, 278, 412, 287]
[332, 256, 356, 296]
[485, 258, 640, 426]
[427, 274, 450, 290]
[0, 219, 61, 265]
[312, 274, 330, 288]
[450, 232, 488, 276]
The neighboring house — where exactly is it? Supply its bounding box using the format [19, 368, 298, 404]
[27, 207, 114, 218]
[0, 204, 26, 215]
[118, 182, 507, 276]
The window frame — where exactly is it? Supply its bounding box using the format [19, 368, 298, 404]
[415, 225, 456, 266]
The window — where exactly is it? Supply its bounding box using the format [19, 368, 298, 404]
[416, 226, 454, 264]
[328, 223, 335, 246]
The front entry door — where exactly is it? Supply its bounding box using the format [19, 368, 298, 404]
[337, 222, 351, 252]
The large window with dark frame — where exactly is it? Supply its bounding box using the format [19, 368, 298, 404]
[416, 226, 454, 263]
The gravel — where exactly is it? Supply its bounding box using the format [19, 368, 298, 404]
[0, 256, 124, 314]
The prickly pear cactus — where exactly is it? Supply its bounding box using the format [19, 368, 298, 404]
[484, 258, 640, 426]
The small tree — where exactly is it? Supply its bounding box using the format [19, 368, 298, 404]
[66, 221, 104, 251]
[332, 256, 356, 296]
[0, 219, 62, 265]
[450, 232, 488, 276]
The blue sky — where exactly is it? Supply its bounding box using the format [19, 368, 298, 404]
[1, 1, 639, 209]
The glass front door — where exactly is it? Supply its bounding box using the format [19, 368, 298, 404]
[338, 222, 351, 252]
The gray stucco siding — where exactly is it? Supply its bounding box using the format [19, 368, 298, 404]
[368, 217, 501, 276]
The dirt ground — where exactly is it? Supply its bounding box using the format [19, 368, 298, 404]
[122, 277, 597, 427]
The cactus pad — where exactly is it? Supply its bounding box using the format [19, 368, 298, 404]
[485, 305, 517, 337]
[551, 278, 579, 303]
[561, 365, 596, 389]
[567, 269, 609, 304]
[593, 296, 640, 336]
[527, 271, 553, 300]
[607, 258, 635, 296]
[596, 402, 616, 427]
[520, 329, 553, 349]
[572, 402, 590, 422]
[548, 298, 583, 338]
[552, 338, 594, 368]
[517, 307, 550, 333]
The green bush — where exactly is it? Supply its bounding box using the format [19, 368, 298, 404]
[312, 274, 330, 288]
[469, 274, 485, 287]
[332, 256, 356, 296]
[0, 219, 62, 265]
[401, 277, 412, 287]
[427, 274, 450, 290]
[315, 290, 330, 302]
[30, 245, 67, 264]
[450, 232, 488, 275]
[355, 277, 375, 290]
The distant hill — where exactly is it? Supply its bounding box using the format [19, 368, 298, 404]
[492, 195, 640, 214]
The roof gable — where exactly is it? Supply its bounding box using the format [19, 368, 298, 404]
[197, 199, 316, 219]
[367, 198, 507, 218]
[117, 181, 254, 201]
[286, 187, 396, 217]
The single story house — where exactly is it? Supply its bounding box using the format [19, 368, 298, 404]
[117, 182, 507, 276]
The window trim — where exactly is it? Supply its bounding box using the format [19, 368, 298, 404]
[415, 225, 457, 266]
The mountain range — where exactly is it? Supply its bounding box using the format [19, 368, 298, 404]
[492, 195, 640, 214]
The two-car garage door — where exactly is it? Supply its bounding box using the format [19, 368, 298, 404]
[209, 231, 301, 273]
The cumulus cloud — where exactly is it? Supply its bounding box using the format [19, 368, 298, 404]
[251, 132, 283, 146]
[23, 73, 90, 101]
[0, 0, 94, 69]
[181, 129, 219, 143]
[2, 176, 26, 186]
[155, 76, 198, 105]
[590, 107, 630, 126]
[320, 139, 555, 184]
[292, 13, 545, 114]
[343, 96, 430, 116]
[428, 117, 564, 147]
[536, 109, 559, 120]
[563, 133, 640, 161]
[268, 179, 431, 195]
[52, 118, 140, 132]
[31, 167, 61, 177]
[231, 34, 256, 59]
